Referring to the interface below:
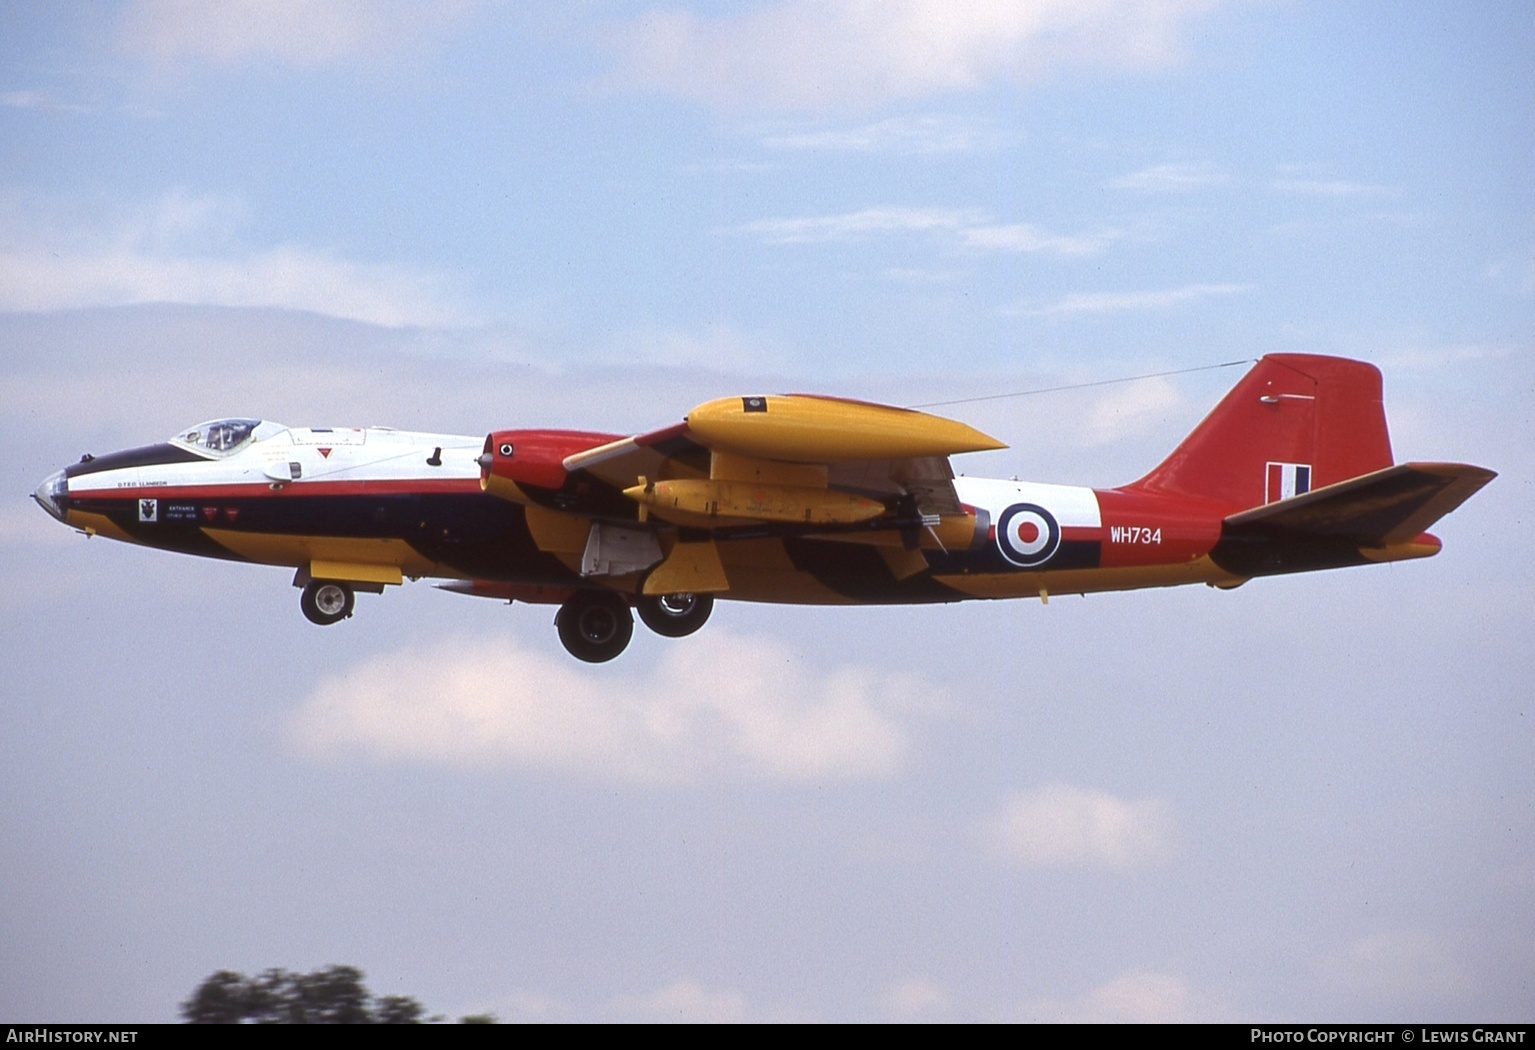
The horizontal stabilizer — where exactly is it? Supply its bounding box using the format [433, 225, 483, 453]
[1224, 462, 1496, 545]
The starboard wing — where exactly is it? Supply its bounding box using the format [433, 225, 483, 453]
[560, 395, 1004, 525]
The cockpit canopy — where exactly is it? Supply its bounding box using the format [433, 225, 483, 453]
[170, 418, 286, 458]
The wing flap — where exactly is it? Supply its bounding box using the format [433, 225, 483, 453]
[827, 456, 964, 516]
[1224, 462, 1496, 545]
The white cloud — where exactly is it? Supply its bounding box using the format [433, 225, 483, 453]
[1377, 342, 1514, 372]
[0, 247, 468, 328]
[679, 158, 781, 175]
[1481, 251, 1535, 297]
[606, 978, 814, 1022]
[117, 0, 480, 68]
[1316, 930, 1472, 1001]
[286, 631, 941, 783]
[598, 321, 785, 371]
[0, 191, 471, 327]
[732, 207, 1115, 257]
[2, 90, 49, 109]
[734, 206, 984, 244]
[1024, 970, 1229, 1023]
[976, 783, 1176, 868]
[880, 976, 953, 1019]
[475, 988, 565, 1023]
[610, 979, 753, 1023]
[883, 267, 959, 284]
[444, 979, 804, 1023]
[1270, 178, 1396, 198]
[1011, 282, 1252, 317]
[1, 91, 91, 114]
[761, 115, 1005, 154]
[1084, 376, 1186, 445]
[961, 223, 1119, 256]
[611, 0, 1224, 112]
[1105, 161, 1230, 193]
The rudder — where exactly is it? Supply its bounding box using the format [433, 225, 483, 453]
[1128, 354, 1394, 510]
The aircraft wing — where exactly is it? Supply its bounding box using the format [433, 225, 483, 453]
[1223, 462, 1496, 545]
[562, 423, 711, 491]
[825, 455, 968, 516]
[561, 394, 1005, 524]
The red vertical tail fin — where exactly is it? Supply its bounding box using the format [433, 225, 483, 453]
[1128, 354, 1394, 510]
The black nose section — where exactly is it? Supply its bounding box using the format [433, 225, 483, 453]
[63, 442, 205, 477]
[33, 469, 68, 524]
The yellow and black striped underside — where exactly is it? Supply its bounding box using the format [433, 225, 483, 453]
[66, 485, 1427, 605]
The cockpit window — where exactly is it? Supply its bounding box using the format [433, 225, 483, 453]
[173, 418, 263, 457]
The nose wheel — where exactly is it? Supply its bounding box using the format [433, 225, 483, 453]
[555, 591, 634, 663]
[301, 580, 355, 625]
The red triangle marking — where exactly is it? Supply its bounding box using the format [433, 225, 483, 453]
[318, 448, 333, 458]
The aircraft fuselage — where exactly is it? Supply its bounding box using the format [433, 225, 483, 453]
[34, 356, 1493, 661]
[36, 424, 1434, 605]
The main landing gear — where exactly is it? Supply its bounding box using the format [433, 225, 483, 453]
[635, 592, 713, 638]
[300, 580, 355, 625]
[555, 591, 633, 663]
[554, 591, 714, 662]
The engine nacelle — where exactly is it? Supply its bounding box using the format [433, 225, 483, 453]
[480, 429, 621, 500]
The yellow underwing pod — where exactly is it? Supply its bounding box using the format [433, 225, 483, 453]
[624, 478, 887, 525]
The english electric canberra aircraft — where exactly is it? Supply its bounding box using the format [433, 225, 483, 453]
[34, 354, 1493, 662]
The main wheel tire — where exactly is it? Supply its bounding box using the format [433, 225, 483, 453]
[555, 591, 634, 663]
[301, 580, 355, 625]
[636, 592, 713, 638]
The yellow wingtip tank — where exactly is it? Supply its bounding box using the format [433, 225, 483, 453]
[685, 395, 1006, 463]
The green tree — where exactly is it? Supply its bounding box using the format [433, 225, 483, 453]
[179, 970, 250, 1024]
[181, 966, 431, 1024]
[375, 995, 427, 1024]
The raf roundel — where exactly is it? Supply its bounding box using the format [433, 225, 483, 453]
[995, 502, 1061, 568]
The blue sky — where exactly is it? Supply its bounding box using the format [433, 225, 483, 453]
[2, 1, 1531, 1022]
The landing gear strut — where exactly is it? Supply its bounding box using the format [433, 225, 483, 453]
[301, 580, 355, 625]
[636, 593, 713, 638]
[555, 591, 634, 663]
